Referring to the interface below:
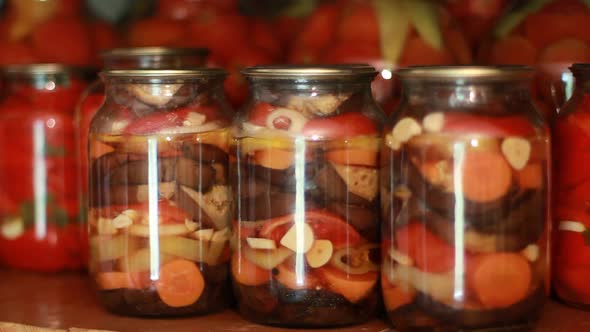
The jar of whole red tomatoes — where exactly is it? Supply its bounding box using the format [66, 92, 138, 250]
[381, 66, 549, 331]
[231, 65, 385, 327]
[481, 0, 590, 120]
[0, 64, 92, 272]
[553, 63, 590, 309]
[88, 69, 233, 316]
[74, 47, 209, 265]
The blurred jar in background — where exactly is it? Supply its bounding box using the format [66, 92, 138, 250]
[126, 0, 282, 108]
[287, 0, 472, 114]
[0, 64, 91, 272]
[0, 0, 118, 66]
[480, 0, 590, 121]
[74, 47, 209, 265]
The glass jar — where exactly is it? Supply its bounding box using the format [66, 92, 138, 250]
[480, 0, 590, 121]
[0, 64, 91, 272]
[88, 69, 233, 317]
[74, 47, 209, 265]
[553, 63, 590, 309]
[231, 65, 385, 327]
[381, 66, 549, 331]
[0, 0, 117, 66]
[288, 0, 472, 113]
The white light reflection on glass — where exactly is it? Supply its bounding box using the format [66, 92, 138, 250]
[452, 142, 466, 301]
[33, 120, 47, 239]
[147, 138, 160, 280]
[44, 81, 56, 91]
[381, 69, 393, 80]
[293, 137, 306, 285]
[46, 118, 56, 128]
[470, 139, 478, 148]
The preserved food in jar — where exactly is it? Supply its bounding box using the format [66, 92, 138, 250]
[289, 0, 472, 112]
[231, 65, 385, 327]
[381, 66, 549, 331]
[553, 63, 590, 308]
[480, 0, 590, 120]
[0, 0, 117, 66]
[88, 69, 233, 316]
[0, 64, 91, 272]
[74, 47, 209, 267]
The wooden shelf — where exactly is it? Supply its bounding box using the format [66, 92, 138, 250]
[0, 270, 586, 332]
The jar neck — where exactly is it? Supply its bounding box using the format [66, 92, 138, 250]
[249, 80, 375, 102]
[103, 55, 208, 70]
[401, 81, 533, 112]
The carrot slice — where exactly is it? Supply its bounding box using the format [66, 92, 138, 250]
[254, 149, 294, 170]
[231, 252, 272, 286]
[381, 277, 416, 311]
[400, 36, 454, 66]
[316, 266, 378, 303]
[95, 271, 150, 290]
[326, 148, 378, 167]
[516, 163, 544, 189]
[156, 259, 204, 308]
[525, 13, 590, 50]
[467, 253, 532, 308]
[539, 39, 590, 65]
[462, 150, 512, 203]
[489, 35, 537, 65]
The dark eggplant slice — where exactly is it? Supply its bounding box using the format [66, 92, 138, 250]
[415, 287, 544, 330]
[108, 158, 177, 185]
[253, 163, 318, 190]
[90, 183, 176, 207]
[233, 283, 279, 315]
[406, 160, 514, 219]
[326, 202, 379, 242]
[182, 142, 228, 164]
[91, 153, 129, 187]
[314, 164, 370, 205]
[238, 192, 299, 221]
[176, 157, 216, 192]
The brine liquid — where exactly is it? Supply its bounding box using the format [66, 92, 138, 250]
[88, 130, 231, 316]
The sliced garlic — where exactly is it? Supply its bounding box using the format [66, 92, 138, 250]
[558, 220, 586, 233]
[185, 219, 199, 232]
[246, 237, 277, 250]
[128, 84, 182, 107]
[305, 239, 333, 268]
[280, 223, 314, 254]
[389, 248, 414, 266]
[1, 217, 24, 240]
[97, 218, 117, 235]
[391, 117, 422, 150]
[521, 244, 540, 262]
[501, 137, 531, 170]
[422, 112, 444, 133]
[112, 213, 133, 229]
[183, 112, 207, 127]
[192, 228, 214, 241]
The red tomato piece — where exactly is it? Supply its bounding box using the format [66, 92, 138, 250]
[302, 112, 378, 140]
[554, 265, 590, 303]
[248, 102, 275, 127]
[395, 221, 455, 273]
[0, 41, 37, 65]
[258, 210, 361, 249]
[123, 108, 192, 135]
[440, 113, 537, 137]
[32, 18, 92, 65]
[554, 112, 590, 188]
[0, 225, 77, 272]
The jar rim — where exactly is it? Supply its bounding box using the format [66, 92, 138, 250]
[101, 68, 226, 79]
[100, 47, 210, 59]
[0, 63, 95, 78]
[242, 64, 377, 80]
[397, 65, 534, 81]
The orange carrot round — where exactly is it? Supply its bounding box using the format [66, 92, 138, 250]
[156, 259, 204, 308]
[326, 148, 378, 167]
[467, 253, 532, 308]
[489, 35, 537, 65]
[462, 150, 512, 203]
[231, 252, 272, 286]
[254, 149, 294, 170]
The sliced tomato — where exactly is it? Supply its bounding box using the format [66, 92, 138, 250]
[259, 210, 361, 248]
[554, 112, 590, 188]
[302, 112, 378, 140]
[395, 221, 455, 273]
[554, 265, 590, 302]
[248, 102, 275, 127]
[123, 108, 192, 135]
[440, 113, 537, 137]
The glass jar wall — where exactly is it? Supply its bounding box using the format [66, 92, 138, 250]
[231, 65, 385, 327]
[381, 66, 549, 331]
[0, 64, 91, 272]
[88, 69, 233, 316]
[553, 63, 590, 309]
[74, 47, 209, 265]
